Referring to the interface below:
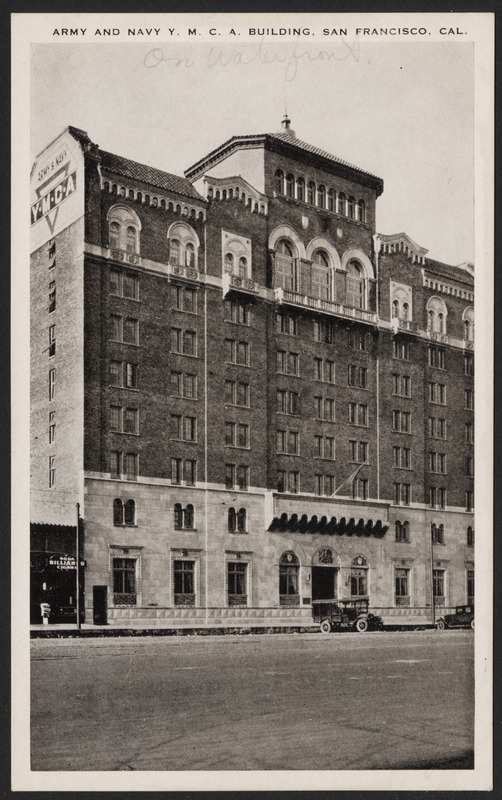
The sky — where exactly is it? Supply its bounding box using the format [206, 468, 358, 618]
[31, 40, 474, 265]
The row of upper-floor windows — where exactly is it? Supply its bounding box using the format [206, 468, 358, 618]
[274, 170, 367, 221]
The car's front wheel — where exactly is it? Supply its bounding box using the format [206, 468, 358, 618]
[436, 619, 446, 630]
[320, 619, 332, 634]
[470, 619, 475, 630]
[355, 617, 368, 633]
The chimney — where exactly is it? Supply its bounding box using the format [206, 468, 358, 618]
[280, 113, 296, 138]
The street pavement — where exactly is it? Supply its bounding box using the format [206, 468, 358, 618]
[31, 630, 474, 771]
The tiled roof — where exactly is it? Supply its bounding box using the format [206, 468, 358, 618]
[426, 258, 474, 285]
[99, 149, 205, 202]
[269, 131, 382, 181]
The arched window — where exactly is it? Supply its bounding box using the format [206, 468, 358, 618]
[275, 239, 296, 291]
[392, 300, 399, 319]
[427, 297, 448, 334]
[347, 196, 355, 219]
[225, 252, 234, 274]
[317, 185, 326, 209]
[109, 221, 120, 249]
[107, 206, 141, 253]
[124, 499, 135, 525]
[307, 181, 315, 204]
[168, 223, 199, 269]
[395, 520, 409, 542]
[356, 199, 366, 222]
[402, 302, 410, 321]
[113, 498, 124, 526]
[346, 260, 365, 309]
[296, 177, 305, 202]
[338, 192, 346, 216]
[327, 189, 335, 212]
[279, 551, 300, 606]
[350, 555, 368, 596]
[275, 169, 284, 195]
[285, 174, 294, 198]
[126, 226, 137, 253]
[463, 307, 474, 341]
[312, 249, 331, 300]
[237, 508, 247, 531]
[223, 236, 251, 279]
[184, 504, 194, 529]
[228, 507, 236, 531]
[174, 503, 183, 529]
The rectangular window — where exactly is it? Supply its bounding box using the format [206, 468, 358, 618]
[465, 490, 474, 511]
[48, 411, 55, 444]
[351, 569, 368, 597]
[349, 403, 368, 426]
[428, 452, 446, 474]
[174, 285, 197, 313]
[48, 281, 56, 313]
[226, 298, 250, 325]
[48, 455, 55, 488]
[393, 483, 411, 505]
[225, 339, 249, 365]
[236, 465, 249, 490]
[122, 274, 139, 300]
[393, 374, 411, 397]
[226, 423, 249, 448]
[227, 562, 247, 606]
[433, 569, 445, 606]
[183, 330, 196, 356]
[352, 478, 368, 500]
[122, 408, 137, 434]
[393, 339, 410, 360]
[112, 558, 136, 606]
[465, 422, 473, 444]
[276, 313, 297, 335]
[110, 451, 121, 479]
[125, 363, 137, 389]
[392, 410, 411, 433]
[49, 369, 55, 402]
[314, 474, 335, 496]
[427, 417, 446, 439]
[277, 390, 299, 415]
[429, 383, 446, 405]
[171, 458, 182, 485]
[467, 527, 474, 547]
[464, 389, 474, 410]
[184, 459, 196, 486]
[314, 358, 335, 383]
[395, 568, 410, 606]
[225, 463, 235, 489]
[171, 328, 182, 353]
[48, 325, 56, 357]
[277, 350, 299, 375]
[184, 373, 197, 399]
[467, 569, 474, 604]
[348, 365, 367, 388]
[429, 487, 446, 508]
[124, 453, 138, 480]
[110, 269, 121, 295]
[123, 318, 139, 345]
[184, 416, 196, 442]
[428, 346, 445, 369]
[313, 319, 333, 344]
[348, 329, 367, 351]
[464, 354, 474, 376]
[110, 315, 121, 341]
[110, 405, 121, 431]
[394, 447, 410, 469]
[174, 560, 195, 606]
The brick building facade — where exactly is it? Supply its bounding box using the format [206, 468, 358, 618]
[30, 118, 474, 627]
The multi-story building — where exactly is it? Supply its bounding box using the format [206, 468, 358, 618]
[30, 117, 474, 627]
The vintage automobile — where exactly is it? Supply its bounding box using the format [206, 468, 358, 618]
[436, 604, 474, 630]
[313, 598, 384, 633]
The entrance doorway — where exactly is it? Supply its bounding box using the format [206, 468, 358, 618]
[93, 585, 108, 625]
[312, 567, 338, 601]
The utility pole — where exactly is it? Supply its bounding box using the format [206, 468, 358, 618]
[76, 503, 81, 630]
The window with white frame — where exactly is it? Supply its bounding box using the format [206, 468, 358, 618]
[277, 470, 299, 494]
[174, 503, 194, 530]
[112, 556, 139, 606]
[433, 569, 446, 606]
[275, 239, 297, 291]
[108, 206, 141, 253]
[279, 551, 300, 606]
[113, 498, 136, 526]
[227, 561, 248, 607]
[228, 507, 247, 533]
[395, 520, 410, 542]
[168, 222, 198, 268]
[173, 559, 196, 606]
[314, 474, 335, 496]
[426, 296, 447, 334]
[311, 249, 331, 300]
[395, 567, 410, 606]
[225, 463, 249, 491]
[463, 306, 474, 341]
[346, 260, 366, 309]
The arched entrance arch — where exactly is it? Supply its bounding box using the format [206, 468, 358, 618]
[311, 547, 340, 601]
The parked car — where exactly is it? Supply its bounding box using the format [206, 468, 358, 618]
[436, 604, 474, 630]
[313, 598, 383, 633]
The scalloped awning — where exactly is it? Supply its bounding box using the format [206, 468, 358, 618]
[268, 513, 388, 537]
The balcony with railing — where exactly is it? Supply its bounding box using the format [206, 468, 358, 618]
[391, 318, 419, 334]
[275, 288, 378, 325]
[222, 272, 260, 297]
[109, 248, 142, 266]
[166, 262, 200, 283]
[427, 330, 449, 344]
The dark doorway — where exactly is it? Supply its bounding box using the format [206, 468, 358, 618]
[93, 585, 108, 625]
[312, 567, 337, 601]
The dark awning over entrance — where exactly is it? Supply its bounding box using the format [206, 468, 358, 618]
[268, 514, 388, 537]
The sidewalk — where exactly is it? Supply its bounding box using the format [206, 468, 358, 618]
[30, 622, 319, 638]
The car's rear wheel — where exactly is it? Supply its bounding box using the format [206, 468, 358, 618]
[320, 619, 332, 634]
[436, 619, 446, 630]
[470, 619, 475, 630]
[355, 617, 368, 633]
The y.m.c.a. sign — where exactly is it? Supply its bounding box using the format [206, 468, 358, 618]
[31, 170, 77, 227]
